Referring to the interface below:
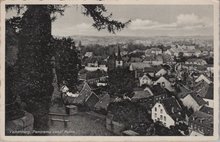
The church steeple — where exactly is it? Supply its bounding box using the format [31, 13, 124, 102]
[116, 45, 122, 61]
[115, 45, 123, 67]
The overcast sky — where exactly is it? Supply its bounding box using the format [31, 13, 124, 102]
[6, 5, 213, 37]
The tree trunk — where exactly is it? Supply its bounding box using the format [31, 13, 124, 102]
[15, 5, 53, 132]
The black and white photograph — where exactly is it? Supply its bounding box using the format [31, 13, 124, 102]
[1, 0, 219, 141]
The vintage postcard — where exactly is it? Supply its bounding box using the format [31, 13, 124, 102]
[0, 0, 219, 141]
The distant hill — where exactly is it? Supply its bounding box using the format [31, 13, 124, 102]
[54, 35, 213, 46]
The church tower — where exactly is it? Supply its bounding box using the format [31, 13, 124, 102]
[115, 45, 123, 68]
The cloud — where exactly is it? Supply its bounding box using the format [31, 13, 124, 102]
[129, 13, 212, 30]
[129, 19, 159, 30]
[52, 14, 212, 37]
[176, 13, 212, 29]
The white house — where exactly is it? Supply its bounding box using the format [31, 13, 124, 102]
[151, 97, 183, 128]
[85, 66, 108, 72]
[195, 74, 212, 84]
[84, 52, 93, 58]
[154, 76, 174, 92]
[139, 73, 153, 86]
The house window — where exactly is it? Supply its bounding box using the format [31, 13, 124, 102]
[160, 115, 163, 120]
[155, 113, 157, 118]
[160, 109, 163, 113]
[155, 107, 157, 111]
[158, 105, 160, 107]
[164, 123, 166, 126]
[164, 116, 166, 121]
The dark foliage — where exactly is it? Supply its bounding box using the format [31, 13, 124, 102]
[6, 4, 129, 131]
[53, 37, 81, 92]
[13, 6, 54, 131]
[108, 67, 135, 97]
[107, 100, 152, 127]
[154, 121, 183, 136]
[82, 5, 131, 33]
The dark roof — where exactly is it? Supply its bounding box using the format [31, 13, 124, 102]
[94, 94, 110, 110]
[160, 97, 183, 120]
[194, 81, 213, 99]
[162, 54, 173, 63]
[190, 93, 207, 106]
[129, 57, 143, 62]
[150, 84, 167, 96]
[199, 106, 213, 115]
[189, 111, 213, 129]
[86, 70, 107, 80]
[74, 82, 98, 104]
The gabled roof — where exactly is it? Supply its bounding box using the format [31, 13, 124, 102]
[194, 81, 213, 99]
[189, 93, 207, 106]
[74, 82, 98, 104]
[177, 85, 192, 98]
[154, 76, 171, 85]
[94, 94, 110, 110]
[189, 111, 213, 129]
[199, 106, 213, 115]
[160, 97, 183, 121]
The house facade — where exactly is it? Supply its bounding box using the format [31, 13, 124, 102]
[139, 73, 153, 86]
[151, 97, 183, 128]
[154, 76, 174, 92]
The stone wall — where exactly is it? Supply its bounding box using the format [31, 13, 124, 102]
[6, 111, 34, 135]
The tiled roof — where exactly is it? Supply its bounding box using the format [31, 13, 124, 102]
[194, 81, 213, 99]
[94, 94, 110, 110]
[189, 111, 213, 128]
[74, 82, 98, 104]
[189, 93, 207, 106]
[199, 106, 213, 115]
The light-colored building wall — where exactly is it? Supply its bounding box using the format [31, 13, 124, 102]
[181, 95, 201, 112]
[154, 76, 174, 92]
[151, 102, 175, 128]
[85, 66, 108, 72]
[204, 99, 214, 108]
